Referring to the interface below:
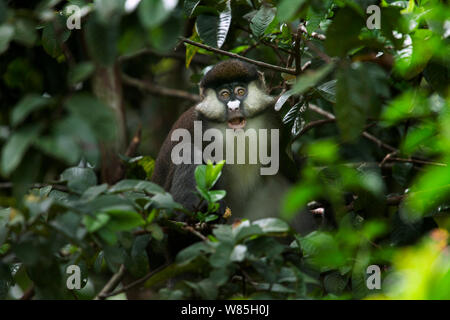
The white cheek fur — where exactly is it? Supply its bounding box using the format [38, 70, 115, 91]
[195, 89, 225, 121]
[244, 81, 274, 117]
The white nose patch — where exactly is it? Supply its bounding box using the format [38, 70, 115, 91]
[227, 100, 240, 111]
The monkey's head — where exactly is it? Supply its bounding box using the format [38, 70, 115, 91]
[196, 59, 274, 129]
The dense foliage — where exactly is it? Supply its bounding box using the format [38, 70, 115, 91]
[0, 0, 449, 300]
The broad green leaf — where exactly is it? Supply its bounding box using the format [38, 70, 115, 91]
[0, 24, 14, 54]
[11, 94, 51, 127]
[184, 0, 200, 17]
[325, 7, 364, 57]
[41, 19, 70, 58]
[138, 0, 177, 29]
[196, 1, 231, 48]
[382, 90, 429, 126]
[65, 93, 116, 140]
[60, 166, 98, 194]
[109, 179, 164, 194]
[277, 0, 306, 22]
[253, 218, 290, 234]
[103, 205, 145, 231]
[291, 62, 335, 95]
[250, 5, 276, 38]
[1, 124, 43, 176]
[83, 212, 110, 232]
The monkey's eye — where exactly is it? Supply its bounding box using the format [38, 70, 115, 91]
[235, 86, 246, 97]
[219, 89, 231, 100]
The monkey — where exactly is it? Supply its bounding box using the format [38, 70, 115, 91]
[124, 59, 336, 299]
[151, 59, 334, 234]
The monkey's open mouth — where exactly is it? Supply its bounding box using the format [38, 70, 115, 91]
[228, 117, 247, 129]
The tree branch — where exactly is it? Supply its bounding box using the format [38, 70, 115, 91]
[180, 37, 297, 75]
[97, 264, 169, 299]
[118, 48, 211, 65]
[122, 73, 201, 102]
[94, 264, 127, 300]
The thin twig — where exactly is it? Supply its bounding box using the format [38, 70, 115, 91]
[388, 157, 447, 167]
[183, 225, 208, 241]
[94, 264, 127, 300]
[98, 264, 169, 299]
[118, 48, 211, 65]
[125, 124, 142, 158]
[122, 73, 201, 102]
[180, 37, 297, 75]
[298, 24, 326, 40]
[0, 182, 69, 192]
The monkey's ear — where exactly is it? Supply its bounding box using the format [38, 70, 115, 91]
[257, 71, 268, 91]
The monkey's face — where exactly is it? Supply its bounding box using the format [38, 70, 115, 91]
[196, 80, 274, 129]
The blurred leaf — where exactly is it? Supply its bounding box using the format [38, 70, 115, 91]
[138, 0, 177, 28]
[41, 19, 70, 58]
[291, 63, 335, 95]
[65, 93, 116, 141]
[109, 179, 164, 194]
[277, 0, 306, 22]
[60, 166, 97, 194]
[253, 218, 289, 234]
[325, 7, 364, 57]
[11, 94, 51, 127]
[68, 62, 95, 86]
[1, 124, 43, 176]
[0, 24, 14, 54]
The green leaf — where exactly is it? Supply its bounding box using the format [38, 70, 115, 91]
[0, 24, 14, 55]
[81, 183, 108, 201]
[41, 20, 70, 58]
[184, 0, 200, 17]
[60, 166, 98, 194]
[316, 79, 336, 103]
[291, 63, 335, 95]
[11, 94, 51, 127]
[83, 212, 110, 233]
[109, 179, 164, 194]
[65, 93, 116, 140]
[253, 218, 290, 234]
[138, 0, 177, 29]
[205, 160, 225, 189]
[176, 241, 213, 266]
[208, 190, 226, 203]
[334, 62, 388, 141]
[195, 165, 207, 190]
[277, 0, 306, 22]
[12, 18, 37, 47]
[250, 5, 276, 38]
[381, 90, 429, 126]
[1, 124, 43, 176]
[103, 205, 145, 231]
[196, 1, 231, 48]
[209, 242, 233, 268]
[151, 192, 183, 211]
[67, 62, 95, 86]
[325, 7, 364, 57]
